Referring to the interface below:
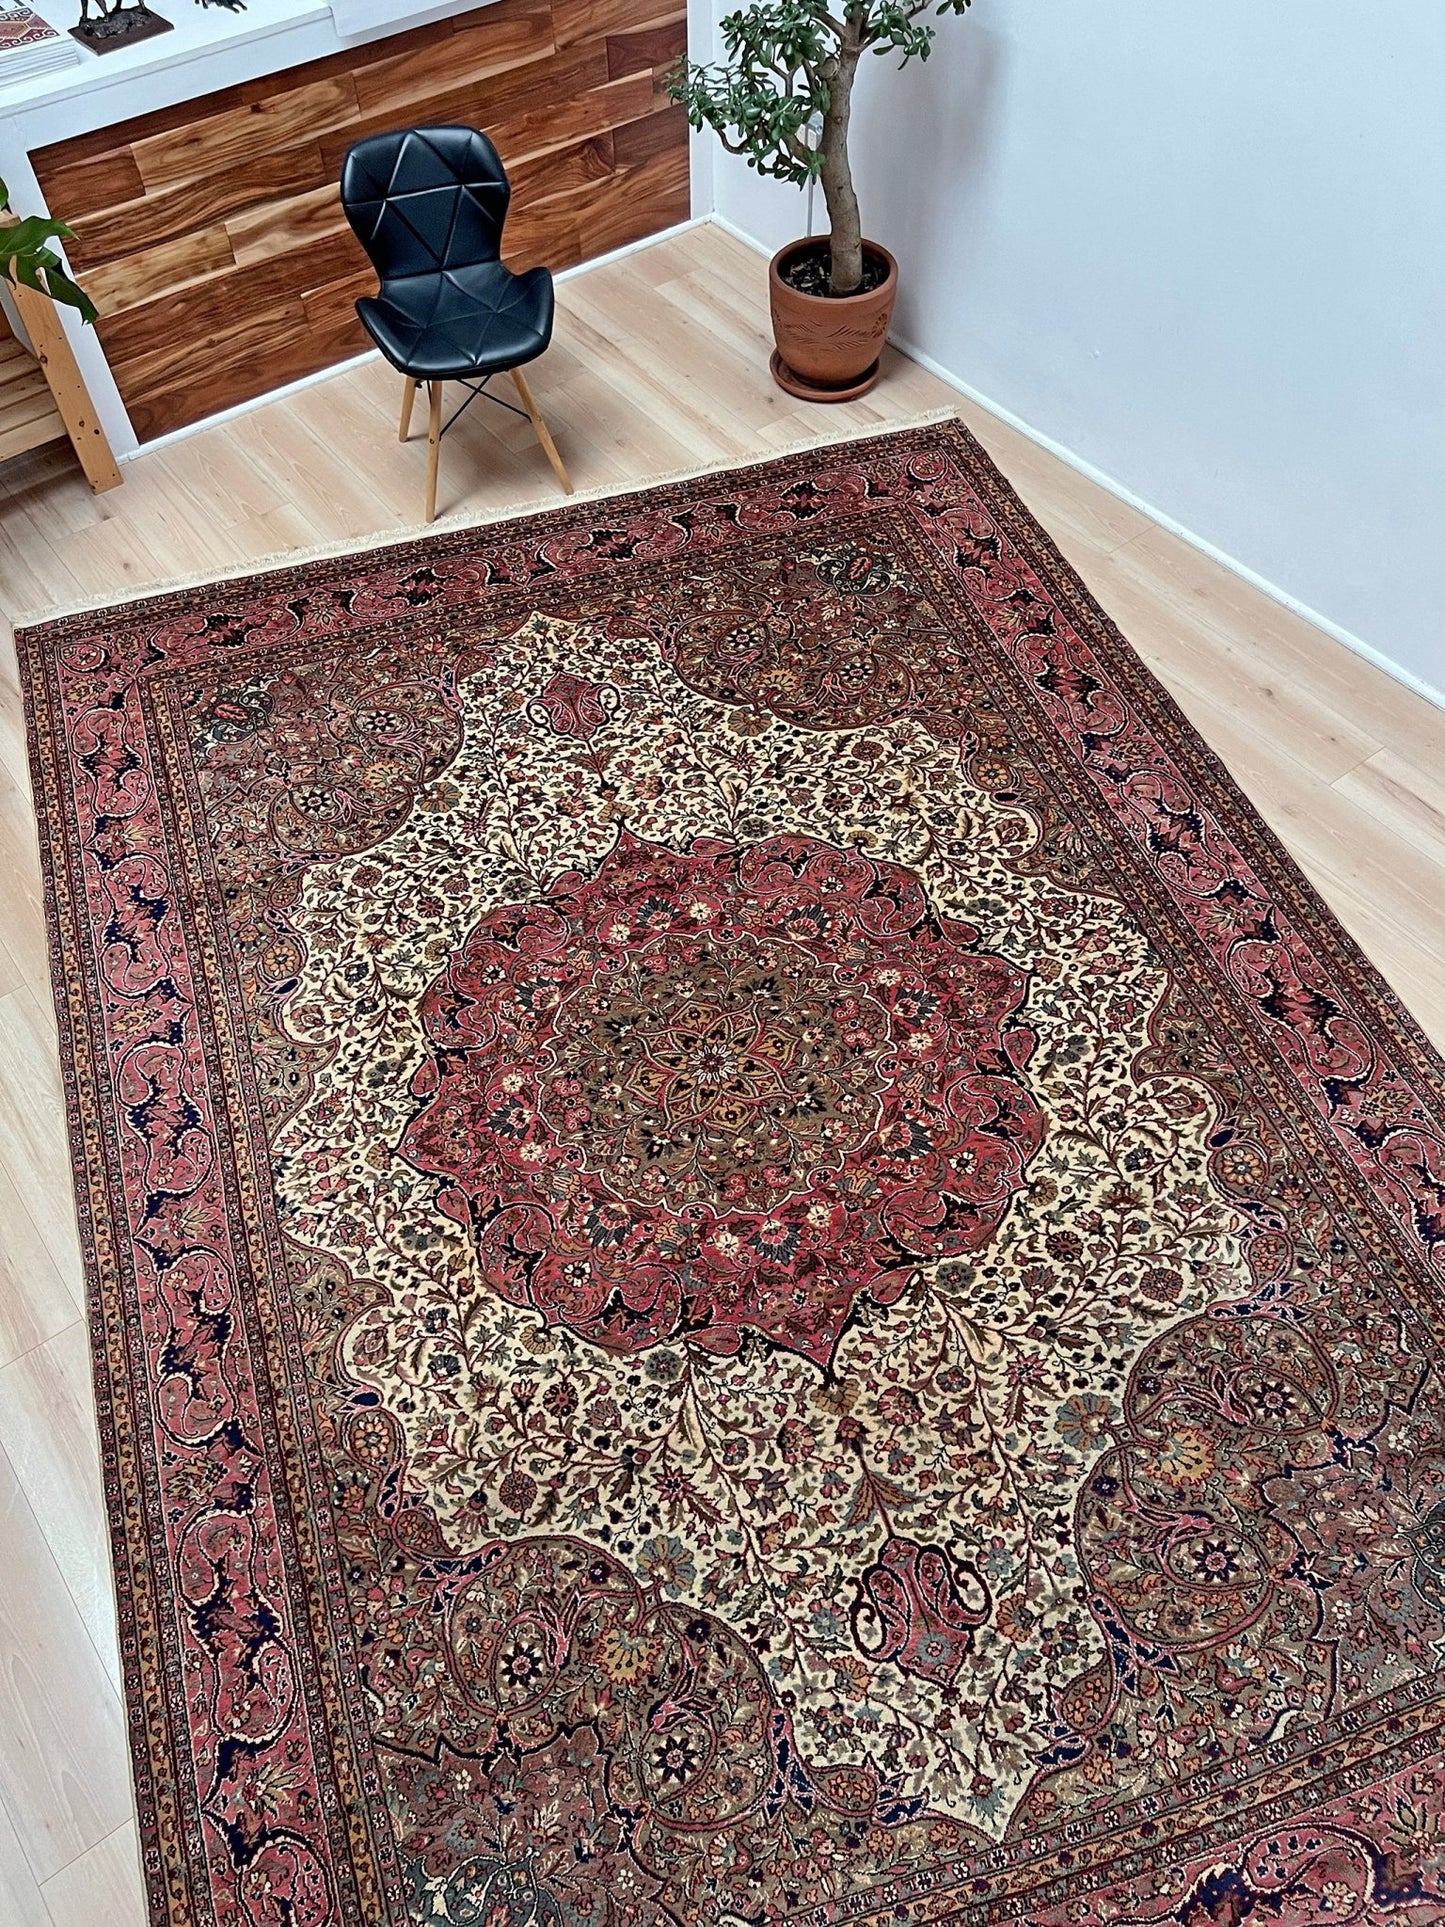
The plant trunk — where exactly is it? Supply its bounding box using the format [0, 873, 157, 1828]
[820, 38, 863, 296]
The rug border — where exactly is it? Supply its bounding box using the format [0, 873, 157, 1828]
[14, 419, 1445, 1926]
[9, 409, 959, 629]
[964, 438, 1445, 1115]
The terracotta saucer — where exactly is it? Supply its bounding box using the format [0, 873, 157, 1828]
[768, 350, 883, 403]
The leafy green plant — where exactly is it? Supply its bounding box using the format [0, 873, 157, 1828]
[669, 0, 972, 297]
[1, 176, 98, 324]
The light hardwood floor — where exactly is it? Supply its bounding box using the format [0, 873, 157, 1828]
[0, 220, 1441, 1924]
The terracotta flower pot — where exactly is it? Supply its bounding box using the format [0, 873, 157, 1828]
[768, 239, 899, 402]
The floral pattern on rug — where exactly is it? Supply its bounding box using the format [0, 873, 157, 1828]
[18, 424, 1445, 1927]
[400, 830, 1045, 1365]
[256, 602, 1254, 1852]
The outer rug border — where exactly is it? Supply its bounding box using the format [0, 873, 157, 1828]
[10, 408, 958, 629]
[14, 418, 1445, 1927]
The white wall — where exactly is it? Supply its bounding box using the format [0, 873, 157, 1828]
[708, 0, 1445, 701]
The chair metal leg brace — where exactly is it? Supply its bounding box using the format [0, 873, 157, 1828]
[436, 370, 528, 436]
[418, 368, 572, 521]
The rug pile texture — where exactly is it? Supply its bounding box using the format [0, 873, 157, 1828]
[18, 423, 1445, 1925]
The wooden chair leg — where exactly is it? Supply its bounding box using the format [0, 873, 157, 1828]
[510, 367, 573, 495]
[399, 376, 418, 442]
[425, 380, 443, 522]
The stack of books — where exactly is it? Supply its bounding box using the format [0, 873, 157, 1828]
[0, 4, 81, 84]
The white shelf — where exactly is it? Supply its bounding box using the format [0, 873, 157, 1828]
[0, 0, 490, 130]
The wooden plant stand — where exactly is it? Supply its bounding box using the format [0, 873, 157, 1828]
[0, 275, 122, 493]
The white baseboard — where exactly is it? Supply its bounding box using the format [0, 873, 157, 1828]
[710, 214, 1443, 715]
[126, 214, 715, 460]
[711, 211, 773, 259]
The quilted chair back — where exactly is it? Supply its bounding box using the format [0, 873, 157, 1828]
[340, 126, 512, 280]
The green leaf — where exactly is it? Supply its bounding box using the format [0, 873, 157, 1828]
[1, 212, 76, 254]
[0, 174, 98, 324]
[666, 0, 970, 194]
[37, 263, 99, 324]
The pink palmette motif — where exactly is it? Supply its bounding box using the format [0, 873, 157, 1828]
[850, 1536, 991, 1684]
[525, 668, 624, 741]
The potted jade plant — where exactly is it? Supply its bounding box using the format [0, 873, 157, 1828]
[0, 177, 97, 322]
[671, 0, 971, 399]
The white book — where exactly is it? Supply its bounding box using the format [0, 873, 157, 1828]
[0, 5, 82, 81]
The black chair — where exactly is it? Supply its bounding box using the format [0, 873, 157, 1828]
[340, 124, 572, 521]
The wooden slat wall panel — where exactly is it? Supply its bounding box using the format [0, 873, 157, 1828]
[310, 41, 616, 176]
[31, 0, 689, 443]
[485, 68, 657, 164]
[551, 0, 669, 47]
[30, 149, 146, 224]
[349, 5, 554, 110]
[68, 145, 332, 268]
[604, 20, 684, 74]
[129, 76, 363, 191]
[96, 233, 367, 370]
[81, 224, 236, 319]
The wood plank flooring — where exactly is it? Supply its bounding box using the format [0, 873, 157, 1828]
[0, 220, 1440, 1921]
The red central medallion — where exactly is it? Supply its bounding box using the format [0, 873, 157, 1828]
[400, 833, 1043, 1367]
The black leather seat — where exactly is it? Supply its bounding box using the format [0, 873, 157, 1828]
[340, 124, 571, 517]
[356, 257, 554, 380]
[341, 125, 554, 379]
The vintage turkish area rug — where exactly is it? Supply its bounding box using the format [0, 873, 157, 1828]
[18, 421, 1445, 1926]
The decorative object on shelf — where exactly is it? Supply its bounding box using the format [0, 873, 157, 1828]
[69, 0, 173, 53]
[1, 182, 119, 488]
[0, 2, 81, 82]
[341, 124, 573, 523]
[69, 0, 242, 52]
[670, 0, 973, 398]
